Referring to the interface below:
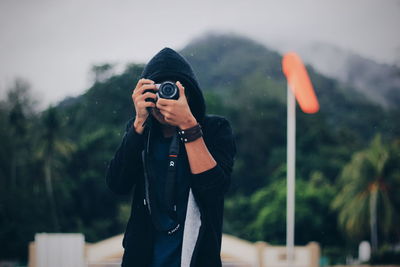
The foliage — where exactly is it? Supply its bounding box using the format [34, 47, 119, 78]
[332, 135, 400, 249]
[224, 169, 343, 247]
[0, 34, 399, 263]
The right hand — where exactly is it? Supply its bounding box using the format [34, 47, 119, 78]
[131, 78, 157, 134]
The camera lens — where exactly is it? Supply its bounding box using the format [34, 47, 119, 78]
[158, 81, 179, 100]
[163, 84, 174, 95]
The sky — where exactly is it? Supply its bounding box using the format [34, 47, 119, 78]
[1, 0, 399, 111]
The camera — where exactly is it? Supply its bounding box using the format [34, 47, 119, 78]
[156, 81, 179, 100]
[144, 81, 179, 105]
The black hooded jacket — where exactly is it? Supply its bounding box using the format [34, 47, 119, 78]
[105, 48, 236, 267]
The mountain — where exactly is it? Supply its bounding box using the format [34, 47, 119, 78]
[180, 33, 284, 91]
[58, 33, 398, 143]
[179, 33, 397, 134]
[55, 32, 398, 194]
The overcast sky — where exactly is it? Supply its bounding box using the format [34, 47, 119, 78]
[1, 0, 399, 111]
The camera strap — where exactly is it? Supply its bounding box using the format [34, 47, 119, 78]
[164, 131, 180, 217]
[142, 120, 181, 234]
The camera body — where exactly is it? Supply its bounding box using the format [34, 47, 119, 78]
[144, 81, 179, 104]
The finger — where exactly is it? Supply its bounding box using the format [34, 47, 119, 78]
[139, 83, 157, 92]
[141, 101, 156, 108]
[137, 78, 154, 88]
[176, 81, 185, 99]
[156, 101, 169, 110]
[156, 103, 172, 113]
[138, 92, 157, 101]
[134, 92, 155, 103]
[133, 79, 155, 93]
[134, 84, 157, 96]
[157, 97, 174, 107]
[159, 109, 172, 119]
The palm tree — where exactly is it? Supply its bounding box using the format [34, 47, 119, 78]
[6, 78, 37, 188]
[332, 134, 400, 252]
[8, 101, 26, 188]
[37, 105, 75, 231]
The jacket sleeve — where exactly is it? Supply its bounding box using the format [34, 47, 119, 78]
[190, 117, 236, 203]
[105, 117, 145, 195]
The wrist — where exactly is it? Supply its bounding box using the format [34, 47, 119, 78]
[178, 122, 203, 143]
[179, 116, 197, 130]
[133, 117, 146, 134]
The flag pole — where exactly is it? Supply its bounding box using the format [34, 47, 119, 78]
[282, 52, 319, 267]
[287, 82, 296, 266]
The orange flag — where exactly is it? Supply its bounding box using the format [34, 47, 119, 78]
[282, 52, 319, 114]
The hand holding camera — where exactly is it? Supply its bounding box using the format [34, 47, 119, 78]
[156, 81, 197, 130]
[132, 78, 196, 133]
[132, 78, 157, 133]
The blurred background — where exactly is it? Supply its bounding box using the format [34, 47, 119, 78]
[0, 0, 399, 266]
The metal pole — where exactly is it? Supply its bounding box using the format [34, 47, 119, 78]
[287, 83, 296, 266]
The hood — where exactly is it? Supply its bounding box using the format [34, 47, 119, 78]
[141, 47, 206, 123]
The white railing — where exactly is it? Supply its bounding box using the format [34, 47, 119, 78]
[28, 233, 320, 267]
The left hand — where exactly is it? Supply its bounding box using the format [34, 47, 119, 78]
[156, 81, 197, 129]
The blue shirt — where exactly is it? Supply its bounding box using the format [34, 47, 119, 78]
[149, 133, 190, 267]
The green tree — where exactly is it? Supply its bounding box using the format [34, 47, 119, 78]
[224, 167, 341, 246]
[91, 63, 115, 83]
[0, 78, 50, 261]
[36, 105, 75, 231]
[6, 78, 38, 188]
[332, 134, 400, 251]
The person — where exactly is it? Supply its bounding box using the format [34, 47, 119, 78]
[105, 47, 236, 267]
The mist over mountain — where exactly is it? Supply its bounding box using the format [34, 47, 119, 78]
[272, 41, 400, 108]
[180, 33, 284, 92]
[180, 33, 399, 133]
[58, 33, 398, 142]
